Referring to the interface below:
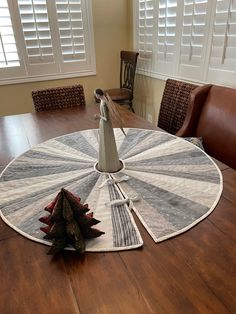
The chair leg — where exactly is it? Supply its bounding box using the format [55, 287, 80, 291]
[129, 102, 135, 113]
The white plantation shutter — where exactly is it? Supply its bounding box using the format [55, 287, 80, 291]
[0, 0, 27, 79]
[134, 0, 236, 86]
[135, 0, 155, 72]
[54, 0, 94, 73]
[137, 0, 154, 56]
[0, 0, 95, 84]
[178, 0, 211, 80]
[134, 0, 180, 76]
[18, 0, 54, 65]
[207, 0, 236, 85]
[15, 0, 59, 76]
[157, 0, 178, 75]
[56, 0, 85, 62]
[0, 0, 20, 68]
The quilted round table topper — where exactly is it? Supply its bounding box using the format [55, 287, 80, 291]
[0, 128, 222, 251]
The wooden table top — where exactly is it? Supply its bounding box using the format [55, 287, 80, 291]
[0, 105, 235, 314]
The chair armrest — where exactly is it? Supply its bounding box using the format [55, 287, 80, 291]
[176, 84, 212, 137]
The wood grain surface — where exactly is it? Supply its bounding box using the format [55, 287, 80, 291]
[0, 105, 235, 314]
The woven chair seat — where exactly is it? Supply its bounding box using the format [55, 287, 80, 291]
[158, 79, 198, 134]
[105, 88, 132, 101]
[32, 84, 86, 112]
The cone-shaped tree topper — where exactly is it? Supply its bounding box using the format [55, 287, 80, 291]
[39, 188, 105, 255]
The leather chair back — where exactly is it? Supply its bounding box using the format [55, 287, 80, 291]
[177, 84, 236, 169]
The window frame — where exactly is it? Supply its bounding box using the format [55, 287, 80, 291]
[0, 0, 96, 86]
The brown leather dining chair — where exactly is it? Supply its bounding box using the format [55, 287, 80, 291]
[176, 84, 236, 169]
[96, 51, 139, 112]
[32, 84, 86, 112]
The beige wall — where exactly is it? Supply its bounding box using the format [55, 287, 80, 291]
[133, 75, 165, 125]
[0, 0, 130, 116]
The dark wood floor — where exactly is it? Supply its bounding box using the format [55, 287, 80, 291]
[0, 106, 236, 314]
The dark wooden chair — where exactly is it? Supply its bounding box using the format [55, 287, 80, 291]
[32, 84, 86, 112]
[176, 84, 236, 169]
[96, 51, 139, 112]
[157, 79, 199, 134]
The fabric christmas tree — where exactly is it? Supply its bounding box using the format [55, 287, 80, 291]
[39, 188, 104, 254]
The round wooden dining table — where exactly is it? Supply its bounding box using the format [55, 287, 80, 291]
[0, 104, 236, 314]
